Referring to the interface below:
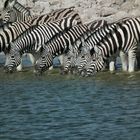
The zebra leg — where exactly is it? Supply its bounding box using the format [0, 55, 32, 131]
[128, 50, 136, 72]
[28, 53, 35, 65]
[16, 59, 23, 71]
[58, 55, 64, 68]
[109, 56, 117, 72]
[109, 61, 116, 72]
[119, 51, 128, 71]
[48, 66, 53, 70]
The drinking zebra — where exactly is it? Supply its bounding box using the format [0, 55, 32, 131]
[82, 17, 140, 76]
[0, 21, 32, 70]
[4, 16, 79, 72]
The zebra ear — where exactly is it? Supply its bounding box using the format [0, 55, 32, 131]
[4, 0, 17, 9]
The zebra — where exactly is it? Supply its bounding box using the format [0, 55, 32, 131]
[75, 24, 119, 74]
[82, 16, 140, 76]
[76, 17, 140, 74]
[0, 21, 31, 51]
[76, 47, 115, 76]
[4, 16, 79, 72]
[0, 21, 33, 71]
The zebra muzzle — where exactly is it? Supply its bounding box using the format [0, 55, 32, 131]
[4, 66, 15, 73]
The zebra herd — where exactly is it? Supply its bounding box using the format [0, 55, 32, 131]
[0, 0, 140, 77]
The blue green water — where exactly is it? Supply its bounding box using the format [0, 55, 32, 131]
[0, 67, 140, 140]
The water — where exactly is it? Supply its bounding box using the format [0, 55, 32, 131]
[0, 66, 140, 140]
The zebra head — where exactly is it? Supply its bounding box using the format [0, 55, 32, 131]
[62, 55, 72, 73]
[4, 42, 21, 73]
[35, 48, 53, 74]
[76, 54, 92, 76]
[85, 57, 105, 77]
[0, 9, 11, 26]
[62, 49, 78, 73]
[77, 45, 105, 76]
[76, 46, 92, 74]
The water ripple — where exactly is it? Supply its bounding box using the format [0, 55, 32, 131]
[0, 71, 140, 140]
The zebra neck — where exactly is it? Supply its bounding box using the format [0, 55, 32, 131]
[13, 2, 30, 19]
[14, 2, 30, 13]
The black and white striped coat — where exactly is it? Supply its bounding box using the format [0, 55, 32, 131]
[4, 16, 79, 72]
